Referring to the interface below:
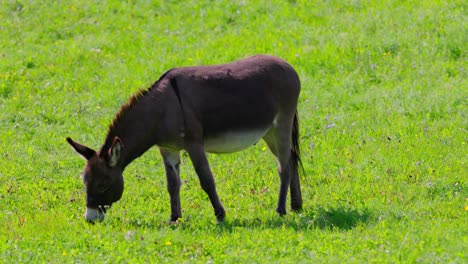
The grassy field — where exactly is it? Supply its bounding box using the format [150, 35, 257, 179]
[1, 0, 467, 262]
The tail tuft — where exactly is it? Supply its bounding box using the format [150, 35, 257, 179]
[290, 110, 304, 211]
[291, 110, 304, 176]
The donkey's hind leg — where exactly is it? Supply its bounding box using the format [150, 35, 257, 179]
[263, 114, 295, 216]
[264, 122, 302, 214]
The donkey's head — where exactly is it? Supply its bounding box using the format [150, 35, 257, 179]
[66, 137, 124, 222]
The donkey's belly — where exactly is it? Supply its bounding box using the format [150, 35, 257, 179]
[204, 128, 269, 154]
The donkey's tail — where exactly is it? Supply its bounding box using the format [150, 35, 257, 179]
[290, 110, 304, 211]
[291, 110, 304, 176]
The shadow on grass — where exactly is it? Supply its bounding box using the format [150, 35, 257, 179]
[118, 205, 375, 232]
[218, 206, 375, 232]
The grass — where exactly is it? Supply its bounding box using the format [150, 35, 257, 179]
[1, 0, 467, 262]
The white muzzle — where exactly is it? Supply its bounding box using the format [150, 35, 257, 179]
[84, 207, 105, 222]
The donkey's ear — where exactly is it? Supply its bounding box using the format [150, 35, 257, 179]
[66, 137, 96, 160]
[108, 137, 123, 167]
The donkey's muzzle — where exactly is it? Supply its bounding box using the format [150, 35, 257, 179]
[84, 207, 106, 222]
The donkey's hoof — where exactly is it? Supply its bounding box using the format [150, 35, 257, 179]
[291, 204, 303, 212]
[169, 216, 182, 225]
[215, 209, 226, 224]
[291, 208, 303, 213]
[276, 207, 287, 216]
[291, 198, 303, 212]
[216, 214, 226, 225]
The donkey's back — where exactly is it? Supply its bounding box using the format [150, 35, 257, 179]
[166, 55, 301, 153]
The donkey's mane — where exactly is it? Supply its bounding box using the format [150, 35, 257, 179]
[108, 89, 149, 134]
[101, 70, 172, 153]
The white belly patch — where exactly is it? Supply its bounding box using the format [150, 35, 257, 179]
[204, 129, 269, 153]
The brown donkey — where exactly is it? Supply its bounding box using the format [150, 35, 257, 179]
[67, 55, 303, 223]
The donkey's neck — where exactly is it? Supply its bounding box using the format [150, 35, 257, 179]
[100, 85, 167, 169]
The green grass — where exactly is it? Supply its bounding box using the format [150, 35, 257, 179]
[1, 0, 467, 262]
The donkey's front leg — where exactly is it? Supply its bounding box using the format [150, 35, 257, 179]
[186, 143, 226, 223]
[160, 148, 182, 223]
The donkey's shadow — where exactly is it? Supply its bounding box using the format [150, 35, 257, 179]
[217, 206, 375, 232]
[122, 205, 375, 231]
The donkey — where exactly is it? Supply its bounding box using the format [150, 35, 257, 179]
[67, 55, 303, 223]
